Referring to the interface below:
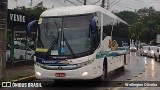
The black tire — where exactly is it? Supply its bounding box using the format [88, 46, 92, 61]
[96, 58, 107, 81]
[124, 55, 126, 65]
[154, 54, 157, 61]
[19, 55, 24, 60]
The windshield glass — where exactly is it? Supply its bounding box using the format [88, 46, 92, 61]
[37, 14, 92, 56]
[130, 44, 135, 47]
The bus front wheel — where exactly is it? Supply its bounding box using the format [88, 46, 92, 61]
[96, 58, 107, 81]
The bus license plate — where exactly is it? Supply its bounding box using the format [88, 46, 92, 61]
[55, 73, 65, 77]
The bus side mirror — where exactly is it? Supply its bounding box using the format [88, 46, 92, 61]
[27, 20, 38, 37]
[90, 18, 97, 34]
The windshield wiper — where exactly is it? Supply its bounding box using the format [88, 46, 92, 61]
[54, 20, 59, 43]
[47, 20, 60, 56]
[47, 35, 58, 55]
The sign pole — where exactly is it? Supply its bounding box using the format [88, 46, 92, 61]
[10, 25, 14, 66]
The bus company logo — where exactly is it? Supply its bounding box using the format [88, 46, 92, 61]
[58, 66, 63, 70]
[2, 82, 11, 87]
[59, 60, 69, 64]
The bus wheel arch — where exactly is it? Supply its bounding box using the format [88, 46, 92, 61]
[96, 57, 108, 81]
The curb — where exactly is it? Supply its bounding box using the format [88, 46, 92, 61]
[0, 76, 36, 88]
[11, 75, 36, 83]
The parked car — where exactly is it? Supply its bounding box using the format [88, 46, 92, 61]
[154, 47, 160, 61]
[147, 46, 158, 58]
[140, 46, 150, 56]
[130, 44, 137, 52]
[138, 42, 147, 49]
[6, 44, 35, 60]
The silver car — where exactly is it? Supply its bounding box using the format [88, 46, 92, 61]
[140, 46, 150, 56]
[147, 46, 158, 58]
[130, 44, 137, 52]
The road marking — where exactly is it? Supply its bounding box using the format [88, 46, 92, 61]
[11, 75, 35, 82]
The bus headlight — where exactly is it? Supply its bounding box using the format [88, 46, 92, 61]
[36, 72, 41, 76]
[82, 72, 88, 76]
[77, 59, 94, 68]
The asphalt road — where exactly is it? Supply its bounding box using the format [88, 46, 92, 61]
[2, 52, 160, 90]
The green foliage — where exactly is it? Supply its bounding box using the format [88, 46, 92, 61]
[116, 7, 160, 43]
[115, 11, 139, 25]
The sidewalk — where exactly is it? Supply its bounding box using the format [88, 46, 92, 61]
[5, 65, 35, 82]
[1, 60, 35, 82]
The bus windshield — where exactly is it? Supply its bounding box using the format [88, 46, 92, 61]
[37, 14, 93, 57]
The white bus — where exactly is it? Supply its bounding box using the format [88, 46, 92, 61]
[32, 5, 130, 81]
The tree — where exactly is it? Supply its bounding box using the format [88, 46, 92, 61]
[115, 11, 139, 25]
[116, 7, 160, 43]
[137, 6, 155, 14]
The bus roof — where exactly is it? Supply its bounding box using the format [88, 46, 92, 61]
[41, 5, 127, 24]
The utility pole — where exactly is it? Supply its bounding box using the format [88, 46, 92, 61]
[84, 0, 86, 5]
[101, 0, 105, 8]
[0, 0, 7, 81]
[102, 0, 110, 10]
[106, 0, 110, 10]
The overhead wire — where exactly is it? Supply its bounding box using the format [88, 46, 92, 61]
[118, 2, 137, 9]
[117, 3, 137, 10]
[64, 0, 77, 6]
[56, 0, 66, 6]
[134, 0, 160, 4]
[108, 0, 121, 9]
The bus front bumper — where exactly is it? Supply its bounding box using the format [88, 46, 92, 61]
[35, 62, 102, 80]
